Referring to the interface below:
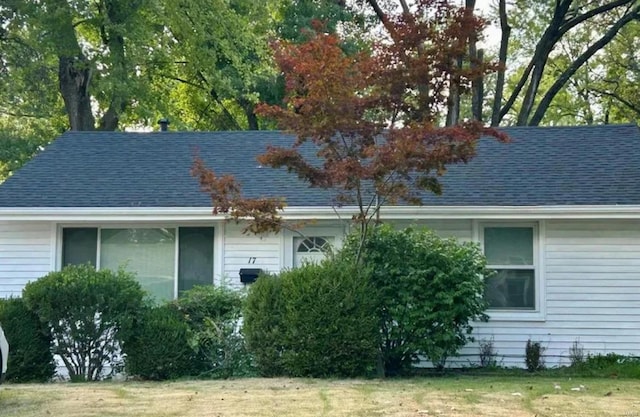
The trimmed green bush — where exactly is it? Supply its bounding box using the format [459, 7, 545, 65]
[0, 298, 55, 382]
[244, 260, 378, 378]
[280, 260, 378, 377]
[122, 305, 198, 380]
[172, 285, 252, 378]
[23, 264, 145, 381]
[341, 225, 490, 376]
[243, 274, 286, 376]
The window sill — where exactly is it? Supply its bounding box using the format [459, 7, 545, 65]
[486, 310, 546, 322]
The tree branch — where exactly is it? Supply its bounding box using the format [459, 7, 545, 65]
[559, 0, 634, 36]
[528, 6, 639, 125]
[592, 88, 640, 117]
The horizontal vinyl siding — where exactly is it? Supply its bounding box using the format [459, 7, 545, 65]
[223, 223, 281, 289]
[453, 220, 640, 368]
[0, 221, 53, 298]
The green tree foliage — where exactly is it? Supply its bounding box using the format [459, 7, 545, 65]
[244, 261, 379, 378]
[1, 0, 164, 131]
[22, 264, 145, 381]
[488, 0, 640, 126]
[0, 298, 56, 382]
[0, 0, 283, 132]
[0, 129, 51, 182]
[340, 225, 490, 375]
[122, 304, 198, 381]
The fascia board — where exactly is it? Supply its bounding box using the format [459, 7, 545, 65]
[0, 205, 639, 221]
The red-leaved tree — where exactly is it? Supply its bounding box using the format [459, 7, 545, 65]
[193, 0, 508, 257]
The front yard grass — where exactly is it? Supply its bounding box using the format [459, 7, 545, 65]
[1, 376, 639, 417]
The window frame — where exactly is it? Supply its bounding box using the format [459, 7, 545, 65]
[282, 226, 345, 269]
[56, 223, 221, 298]
[478, 221, 546, 321]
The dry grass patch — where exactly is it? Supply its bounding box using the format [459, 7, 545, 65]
[1, 377, 639, 417]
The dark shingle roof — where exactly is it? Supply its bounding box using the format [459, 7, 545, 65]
[0, 124, 638, 208]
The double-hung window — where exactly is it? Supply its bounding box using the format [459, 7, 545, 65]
[482, 224, 538, 311]
[61, 227, 214, 301]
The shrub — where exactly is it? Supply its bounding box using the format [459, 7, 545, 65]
[568, 339, 585, 367]
[280, 260, 378, 378]
[341, 225, 490, 376]
[478, 337, 498, 368]
[0, 298, 55, 382]
[572, 353, 640, 378]
[172, 285, 252, 378]
[243, 260, 379, 378]
[525, 339, 546, 372]
[243, 274, 286, 376]
[23, 264, 145, 381]
[122, 304, 198, 380]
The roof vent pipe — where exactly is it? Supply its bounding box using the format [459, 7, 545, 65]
[158, 118, 170, 132]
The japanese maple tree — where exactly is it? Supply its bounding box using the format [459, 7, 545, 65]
[193, 0, 507, 250]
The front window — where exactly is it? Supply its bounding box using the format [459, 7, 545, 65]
[483, 225, 536, 310]
[100, 229, 176, 301]
[62, 226, 214, 301]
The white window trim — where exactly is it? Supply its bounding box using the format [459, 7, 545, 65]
[56, 222, 223, 298]
[477, 220, 546, 322]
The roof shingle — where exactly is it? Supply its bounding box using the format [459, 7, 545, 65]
[0, 124, 638, 208]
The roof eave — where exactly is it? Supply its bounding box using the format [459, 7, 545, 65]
[0, 205, 639, 222]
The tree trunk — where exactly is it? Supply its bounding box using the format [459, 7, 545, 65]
[490, 0, 510, 126]
[59, 56, 96, 131]
[472, 49, 484, 122]
[240, 98, 259, 130]
[445, 57, 462, 126]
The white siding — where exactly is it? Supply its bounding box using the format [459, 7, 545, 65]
[0, 221, 54, 298]
[223, 223, 281, 289]
[453, 220, 640, 368]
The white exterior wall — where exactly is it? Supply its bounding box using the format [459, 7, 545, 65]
[0, 221, 54, 298]
[455, 219, 640, 368]
[222, 223, 282, 289]
[0, 217, 639, 369]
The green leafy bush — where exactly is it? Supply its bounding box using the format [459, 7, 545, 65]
[122, 304, 198, 380]
[172, 285, 252, 378]
[341, 225, 490, 376]
[244, 261, 379, 378]
[0, 298, 55, 382]
[243, 274, 286, 376]
[23, 264, 145, 381]
[525, 339, 546, 372]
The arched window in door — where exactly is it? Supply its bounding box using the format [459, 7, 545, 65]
[294, 237, 332, 267]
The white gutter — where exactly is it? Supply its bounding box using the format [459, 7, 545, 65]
[0, 205, 639, 221]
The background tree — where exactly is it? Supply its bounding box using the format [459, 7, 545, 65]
[194, 2, 506, 255]
[488, 0, 640, 126]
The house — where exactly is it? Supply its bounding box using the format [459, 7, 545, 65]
[0, 124, 639, 367]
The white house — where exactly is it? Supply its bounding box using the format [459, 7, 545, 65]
[0, 124, 639, 368]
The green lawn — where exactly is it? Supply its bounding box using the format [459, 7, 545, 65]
[1, 376, 639, 417]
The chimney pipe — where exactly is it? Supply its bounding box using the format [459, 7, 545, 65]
[158, 118, 170, 132]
